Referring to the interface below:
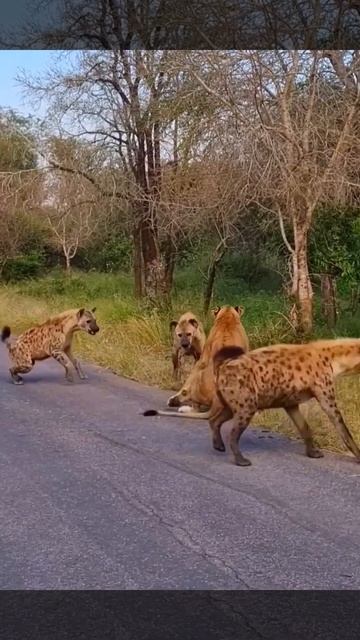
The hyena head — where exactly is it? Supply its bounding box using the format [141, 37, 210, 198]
[77, 307, 100, 335]
[170, 316, 199, 352]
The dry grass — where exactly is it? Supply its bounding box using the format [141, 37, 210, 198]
[1, 273, 360, 455]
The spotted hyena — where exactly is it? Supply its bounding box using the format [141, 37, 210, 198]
[209, 340, 360, 467]
[1, 307, 99, 385]
[169, 311, 206, 382]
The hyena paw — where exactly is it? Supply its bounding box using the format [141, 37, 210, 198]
[307, 447, 324, 459]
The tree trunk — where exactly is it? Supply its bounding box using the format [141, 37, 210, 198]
[293, 227, 313, 334]
[163, 234, 177, 295]
[351, 285, 360, 315]
[321, 273, 337, 328]
[141, 216, 164, 299]
[133, 223, 143, 298]
[135, 131, 165, 300]
[161, 119, 179, 298]
[203, 261, 218, 315]
[203, 247, 227, 315]
[64, 252, 72, 274]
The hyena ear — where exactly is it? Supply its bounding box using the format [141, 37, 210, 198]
[77, 308, 85, 319]
[91, 307, 96, 313]
[234, 305, 245, 317]
[170, 320, 177, 332]
[212, 306, 221, 317]
[189, 318, 198, 329]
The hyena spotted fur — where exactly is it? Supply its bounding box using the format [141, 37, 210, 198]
[1, 307, 99, 385]
[211, 340, 360, 467]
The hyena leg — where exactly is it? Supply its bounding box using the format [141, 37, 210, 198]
[285, 405, 324, 459]
[64, 346, 87, 379]
[229, 410, 256, 467]
[172, 351, 181, 382]
[209, 398, 233, 452]
[10, 362, 33, 385]
[315, 385, 360, 461]
[51, 349, 75, 382]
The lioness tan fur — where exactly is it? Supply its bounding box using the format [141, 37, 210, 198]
[143, 305, 249, 418]
[209, 339, 360, 467]
[170, 311, 206, 382]
[1, 307, 99, 385]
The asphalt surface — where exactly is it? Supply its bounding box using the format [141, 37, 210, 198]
[1, 347, 360, 590]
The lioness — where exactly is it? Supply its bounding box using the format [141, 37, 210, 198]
[143, 305, 249, 418]
[170, 311, 206, 382]
[1, 307, 99, 384]
[210, 340, 360, 467]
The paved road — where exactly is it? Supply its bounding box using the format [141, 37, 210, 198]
[1, 348, 360, 590]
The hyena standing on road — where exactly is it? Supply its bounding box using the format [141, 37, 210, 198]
[1, 307, 99, 384]
[211, 340, 360, 467]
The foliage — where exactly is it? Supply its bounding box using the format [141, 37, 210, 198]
[310, 206, 360, 293]
[3, 250, 46, 281]
[76, 233, 133, 273]
[0, 109, 37, 171]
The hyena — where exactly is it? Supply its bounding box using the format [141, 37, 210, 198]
[1, 307, 99, 384]
[211, 340, 360, 467]
[170, 311, 206, 382]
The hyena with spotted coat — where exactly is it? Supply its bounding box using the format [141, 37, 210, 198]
[210, 339, 360, 467]
[170, 311, 206, 382]
[1, 307, 99, 385]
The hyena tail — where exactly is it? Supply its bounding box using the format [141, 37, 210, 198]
[213, 345, 245, 373]
[1, 326, 11, 348]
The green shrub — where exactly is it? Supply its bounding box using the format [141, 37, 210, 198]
[77, 234, 132, 272]
[221, 251, 283, 293]
[3, 250, 46, 281]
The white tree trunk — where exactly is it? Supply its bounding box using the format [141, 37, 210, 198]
[293, 226, 313, 334]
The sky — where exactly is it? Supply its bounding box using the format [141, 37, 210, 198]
[0, 50, 60, 119]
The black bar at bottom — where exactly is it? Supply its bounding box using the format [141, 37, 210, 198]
[1, 591, 360, 639]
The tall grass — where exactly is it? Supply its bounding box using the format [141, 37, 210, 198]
[1, 268, 360, 453]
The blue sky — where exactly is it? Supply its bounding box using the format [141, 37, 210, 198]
[0, 51, 60, 118]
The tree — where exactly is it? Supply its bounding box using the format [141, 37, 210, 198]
[20, 51, 190, 299]
[42, 137, 115, 272]
[8, 0, 360, 50]
[181, 50, 360, 333]
[0, 110, 42, 272]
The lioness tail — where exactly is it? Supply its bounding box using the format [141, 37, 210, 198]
[142, 408, 211, 420]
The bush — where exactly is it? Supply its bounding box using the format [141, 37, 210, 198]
[221, 251, 283, 293]
[76, 234, 133, 272]
[3, 250, 46, 281]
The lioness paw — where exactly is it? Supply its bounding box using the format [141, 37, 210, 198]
[178, 405, 193, 413]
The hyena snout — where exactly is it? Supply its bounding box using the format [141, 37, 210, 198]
[88, 324, 100, 335]
[86, 319, 100, 335]
[180, 337, 191, 350]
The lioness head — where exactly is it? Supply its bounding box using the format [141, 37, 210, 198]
[170, 316, 199, 353]
[212, 305, 244, 319]
[77, 307, 100, 335]
[167, 386, 191, 407]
